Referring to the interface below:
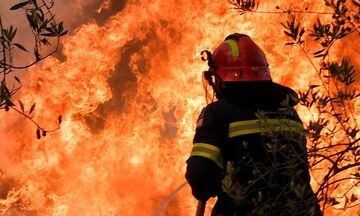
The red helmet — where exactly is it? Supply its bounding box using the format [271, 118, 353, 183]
[212, 33, 271, 82]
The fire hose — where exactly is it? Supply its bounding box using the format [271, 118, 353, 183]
[195, 200, 206, 216]
[154, 181, 207, 216]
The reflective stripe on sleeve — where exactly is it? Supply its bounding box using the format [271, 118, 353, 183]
[190, 143, 223, 169]
[228, 119, 305, 138]
[224, 40, 239, 57]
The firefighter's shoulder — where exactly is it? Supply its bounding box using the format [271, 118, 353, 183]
[196, 100, 229, 128]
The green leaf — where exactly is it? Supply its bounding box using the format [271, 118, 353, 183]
[10, 1, 30, 10]
[13, 43, 28, 52]
[58, 22, 64, 34]
[3, 29, 11, 41]
[349, 129, 359, 138]
[3, 26, 17, 41]
[299, 27, 305, 38]
[36, 9, 45, 22]
[60, 30, 68, 36]
[39, 19, 49, 30]
[40, 33, 57, 37]
[29, 103, 36, 115]
[45, 27, 55, 34]
[5, 97, 15, 107]
[309, 85, 320, 89]
[14, 76, 22, 84]
[11, 27, 17, 40]
[40, 38, 51, 46]
[18, 100, 24, 113]
[36, 128, 41, 139]
[31, 11, 40, 30]
[353, 0, 360, 7]
[351, 194, 358, 202]
[1, 81, 11, 96]
[27, 13, 36, 30]
[284, 31, 293, 38]
[313, 49, 325, 55]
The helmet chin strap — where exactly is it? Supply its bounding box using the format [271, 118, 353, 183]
[201, 48, 232, 101]
[201, 71, 215, 104]
[200, 50, 216, 88]
[201, 50, 219, 103]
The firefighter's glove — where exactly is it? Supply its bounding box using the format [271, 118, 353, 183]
[185, 156, 222, 201]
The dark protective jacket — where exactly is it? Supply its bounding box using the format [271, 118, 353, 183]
[185, 82, 322, 216]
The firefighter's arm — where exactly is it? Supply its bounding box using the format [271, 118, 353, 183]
[186, 156, 222, 200]
[185, 106, 225, 201]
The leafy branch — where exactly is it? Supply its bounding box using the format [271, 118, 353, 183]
[229, 0, 334, 15]
[283, 0, 360, 211]
[233, 0, 360, 212]
[228, 0, 258, 15]
[0, 0, 66, 138]
[281, 18, 305, 45]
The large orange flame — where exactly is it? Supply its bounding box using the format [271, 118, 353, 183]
[0, 0, 359, 215]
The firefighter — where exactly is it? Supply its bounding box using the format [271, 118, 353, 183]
[185, 33, 322, 216]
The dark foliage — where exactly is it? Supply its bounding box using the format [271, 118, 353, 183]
[0, 0, 65, 138]
[231, 0, 360, 212]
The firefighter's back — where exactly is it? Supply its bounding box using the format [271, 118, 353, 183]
[211, 98, 321, 216]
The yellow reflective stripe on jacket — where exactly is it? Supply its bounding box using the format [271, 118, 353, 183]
[229, 119, 304, 138]
[224, 40, 239, 57]
[190, 143, 223, 169]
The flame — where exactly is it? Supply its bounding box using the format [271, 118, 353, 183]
[0, 0, 359, 215]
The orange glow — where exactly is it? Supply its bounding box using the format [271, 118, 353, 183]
[97, 0, 112, 13]
[0, 0, 359, 215]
